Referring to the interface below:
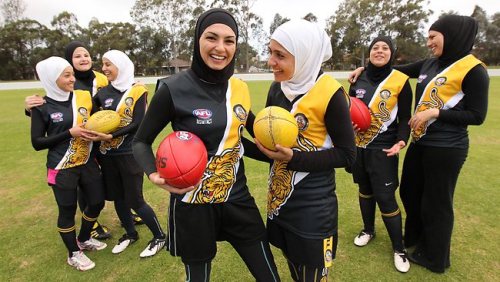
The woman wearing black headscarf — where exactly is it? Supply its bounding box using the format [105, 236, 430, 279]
[348, 36, 412, 273]
[132, 8, 280, 282]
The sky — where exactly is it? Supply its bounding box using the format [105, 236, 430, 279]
[20, 0, 500, 32]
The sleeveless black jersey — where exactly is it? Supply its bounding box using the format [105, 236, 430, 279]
[32, 91, 94, 169]
[159, 70, 252, 204]
[413, 55, 484, 148]
[93, 84, 147, 156]
[349, 70, 411, 149]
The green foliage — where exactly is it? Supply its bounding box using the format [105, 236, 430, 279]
[0, 78, 499, 281]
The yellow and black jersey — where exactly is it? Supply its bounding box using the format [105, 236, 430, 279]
[74, 71, 108, 97]
[31, 90, 94, 169]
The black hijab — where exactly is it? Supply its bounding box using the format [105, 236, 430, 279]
[64, 41, 95, 84]
[365, 36, 395, 84]
[429, 15, 478, 67]
[191, 8, 238, 84]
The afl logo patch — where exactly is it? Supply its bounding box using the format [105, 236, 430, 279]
[435, 77, 447, 86]
[355, 89, 366, 99]
[104, 98, 114, 108]
[50, 112, 64, 123]
[295, 113, 308, 131]
[175, 131, 192, 141]
[233, 104, 247, 122]
[380, 89, 391, 100]
[417, 74, 427, 83]
[193, 109, 212, 125]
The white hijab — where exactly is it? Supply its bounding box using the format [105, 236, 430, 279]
[36, 56, 72, 102]
[102, 50, 135, 92]
[271, 19, 332, 101]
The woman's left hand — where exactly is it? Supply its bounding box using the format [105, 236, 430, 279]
[255, 139, 293, 161]
[81, 130, 113, 141]
[382, 140, 406, 156]
[409, 108, 439, 130]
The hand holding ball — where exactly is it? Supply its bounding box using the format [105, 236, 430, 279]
[85, 110, 121, 133]
[254, 106, 298, 151]
[349, 97, 371, 132]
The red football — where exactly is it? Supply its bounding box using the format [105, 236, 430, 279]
[350, 97, 371, 132]
[155, 131, 207, 188]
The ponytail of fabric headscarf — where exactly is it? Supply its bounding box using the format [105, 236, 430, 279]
[366, 35, 395, 83]
[271, 19, 332, 101]
[36, 56, 72, 102]
[191, 8, 238, 84]
[102, 50, 135, 92]
[429, 15, 478, 67]
[64, 41, 94, 83]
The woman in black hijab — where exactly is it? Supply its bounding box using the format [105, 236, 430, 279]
[373, 15, 488, 273]
[348, 35, 413, 273]
[133, 8, 280, 282]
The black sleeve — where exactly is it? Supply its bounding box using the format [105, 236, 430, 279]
[132, 84, 175, 176]
[111, 94, 146, 138]
[31, 107, 72, 151]
[438, 65, 489, 125]
[241, 137, 271, 162]
[394, 60, 426, 79]
[396, 80, 413, 143]
[245, 110, 256, 138]
[286, 89, 356, 172]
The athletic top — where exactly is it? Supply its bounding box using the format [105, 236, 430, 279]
[396, 55, 488, 148]
[133, 70, 253, 204]
[264, 74, 356, 239]
[349, 69, 412, 149]
[75, 71, 108, 96]
[31, 90, 94, 169]
[93, 84, 147, 156]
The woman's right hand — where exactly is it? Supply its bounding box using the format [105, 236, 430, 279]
[25, 94, 45, 111]
[148, 172, 196, 194]
[348, 67, 365, 83]
[69, 124, 93, 138]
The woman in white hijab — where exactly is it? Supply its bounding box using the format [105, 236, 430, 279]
[88, 50, 167, 258]
[255, 19, 356, 281]
[31, 56, 107, 271]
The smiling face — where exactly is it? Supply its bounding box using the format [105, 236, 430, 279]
[369, 41, 391, 67]
[427, 30, 444, 57]
[56, 66, 75, 92]
[72, 47, 92, 72]
[199, 23, 236, 71]
[267, 39, 295, 82]
[101, 58, 118, 81]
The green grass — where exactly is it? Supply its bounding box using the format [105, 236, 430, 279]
[0, 78, 499, 281]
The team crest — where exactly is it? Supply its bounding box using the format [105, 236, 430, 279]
[380, 89, 391, 100]
[295, 113, 308, 131]
[435, 77, 447, 86]
[104, 98, 114, 108]
[233, 104, 247, 122]
[125, 97, 134, 107]
[50, 112, 64, 123]
[355, 89, 366, 99]
[193, 109, 213, 125]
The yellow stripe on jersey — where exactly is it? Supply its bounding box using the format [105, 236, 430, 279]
[93, 71, 108, 96]
[356, 70, 409, 148]
[185, 77, 251, 204]
[412, 54, 485, 140]
[55, 90, 93, 170]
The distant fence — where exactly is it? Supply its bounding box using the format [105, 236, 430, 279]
[1, 70, 499, 90]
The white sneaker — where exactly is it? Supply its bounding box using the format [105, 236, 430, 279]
[353, 231, 375, 247]
[139, 237, 166, 258]
[67, 251, 95, 271]
[112, 233, 138, 254]
[394, 251, 410, 273]
[78, 238, 107, 251]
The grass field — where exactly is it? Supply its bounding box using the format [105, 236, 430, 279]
[0, 78, 498, 281]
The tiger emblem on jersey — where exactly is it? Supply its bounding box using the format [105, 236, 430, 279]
[411, 87, 444, 140]
[99, 105, 132, 154]
[193, 142, 241, 203]
[61, 137, 91, 169]
[356, 100, 391, 147]
[267, 133, 316, 218]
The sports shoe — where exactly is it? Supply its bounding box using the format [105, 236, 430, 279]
[139, 237, 166, 258]
[90, 222, 112, 240]
[132, 211, 144, 225]
[67, 251, 95, 271]
[112, 233, 139, 254]
[354, 230, 375, 247]
[394, 251, 410, 273]
[78, 238, 107, 251]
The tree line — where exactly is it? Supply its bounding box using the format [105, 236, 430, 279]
[0, 0, 498, 81]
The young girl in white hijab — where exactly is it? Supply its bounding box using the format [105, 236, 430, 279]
[87, 50, 166, 258]
[31, 56, 107, 271]
[255, 19, 356, 281]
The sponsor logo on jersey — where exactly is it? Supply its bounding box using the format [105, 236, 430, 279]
[380, 89, 391, 100]
[50, 112, 64, 123]
[355, 89, 366, 99]
[193, 109, 212, 124]
[295, 113, 309, 131]
[417, 74, 427, 83]
[104, 98, 114, 108]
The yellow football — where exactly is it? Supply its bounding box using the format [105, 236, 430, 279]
[254, 106, 298, 151]
[85, 110, 121, 134]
